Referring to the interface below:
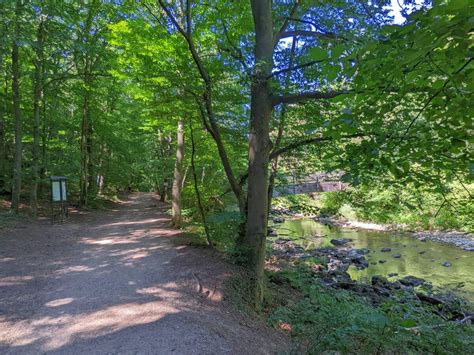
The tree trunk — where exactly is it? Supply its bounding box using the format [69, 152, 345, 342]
[39, 92, 47, 195]
[10, 0, 22, 214]
[86, 121, 95, 198]
[79, 85, 91, 207]
[189, 118, 212, 247]
[0, 40, 6, 194]
[171, 118, 184, 227]
[241, 0, 275, 308]
[30, 19, 45, 217]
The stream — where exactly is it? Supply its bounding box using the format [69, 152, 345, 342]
[271, 218, 474, 300]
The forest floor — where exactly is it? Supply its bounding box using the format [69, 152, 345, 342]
[0, 193, 287, 354]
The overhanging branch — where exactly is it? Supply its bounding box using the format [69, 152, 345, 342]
[272, 89, 350, 105]
[270, 133, 364, 159]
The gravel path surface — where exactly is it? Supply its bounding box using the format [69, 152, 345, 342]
[0, 193, 287, 354]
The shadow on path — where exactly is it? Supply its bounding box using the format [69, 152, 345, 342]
[0, 193, 287, 354]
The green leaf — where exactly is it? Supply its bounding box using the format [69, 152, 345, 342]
[310, 47, 328, 61]
[446, 0, 469, 10]
[432, 79, 445, 90]
[400, 319, 417, 328]
[331, 44, 344, 59]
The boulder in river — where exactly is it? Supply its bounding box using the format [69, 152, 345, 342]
[267, 228, 277, 237]
[330, 238, 351, 246]
[381, 247, 391, 252]
[355, 259, 369, 270]
[442, 261, 452, 267]
[378, 259, 386, 264]
[388, 273, 398, 277]
[400, 275, 425, 287]
[393, 254, 401, 258]
[272, 217, 285, 223]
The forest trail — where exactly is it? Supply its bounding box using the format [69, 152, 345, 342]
[0, 193, 287, 354]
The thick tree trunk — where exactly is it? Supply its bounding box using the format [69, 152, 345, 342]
[242, 0, 275, 307]
[30, 19, 45, 217]
[10, 0, 22, 214]
[171, 119, 184, 227]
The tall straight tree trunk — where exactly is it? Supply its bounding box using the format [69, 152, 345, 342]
[189, 118, 212, 247]
[10, 0, 22, 214]
[171, 119, 184, 227]
[30, 19, 45, 217]
[79, 83, 91, 207]
[86, 122, 95, 198]
[0, 42, 6, 193]
[39, 89, 47, 194]
[242, 0, 275, 307]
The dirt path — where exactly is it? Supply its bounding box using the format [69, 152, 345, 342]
[0, 193, 287, 354]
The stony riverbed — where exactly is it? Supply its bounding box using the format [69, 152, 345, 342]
[268, 216, 474, 300]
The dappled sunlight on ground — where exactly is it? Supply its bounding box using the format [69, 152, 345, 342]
[0, 300, 179, 350]
[102, 218, 168, 227]
[0, 193, 288, 353]
[80, 236, 141, 245]
[0, 275, 34, 287]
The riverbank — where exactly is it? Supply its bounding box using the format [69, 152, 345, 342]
[262, 235, 474, 353]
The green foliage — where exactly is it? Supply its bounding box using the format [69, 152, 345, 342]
[339, 182, 474, 232]
[266, 267, 474, 354]
[272, 195, 320, 216]
[319, 192, 348, 216]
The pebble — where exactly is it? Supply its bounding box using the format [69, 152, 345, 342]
[330, 239, 351, 246]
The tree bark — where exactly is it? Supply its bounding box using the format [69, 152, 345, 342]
[11, 0, 22, 214]
[171, 119, 185, 228]
[241, 0, 275, 308]
[189, 118, 212, 247]
[79, 81, 91, 207]
[0, 36, 6, 194]
[30, 18, 45, 217]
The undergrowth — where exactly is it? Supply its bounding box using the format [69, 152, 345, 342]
[263, 266, 474, 354]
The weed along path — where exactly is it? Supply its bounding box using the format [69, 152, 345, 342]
[0, 193, 287, 354]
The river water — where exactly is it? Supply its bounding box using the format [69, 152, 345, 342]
[271, 218, 474, 299]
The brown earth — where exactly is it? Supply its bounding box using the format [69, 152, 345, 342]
[0, 193, 288, 354]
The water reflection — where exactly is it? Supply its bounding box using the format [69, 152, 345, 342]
[271, 218, 474, 299]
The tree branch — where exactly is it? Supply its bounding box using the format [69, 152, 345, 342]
[272, 89, 350, 105]
[269, 59, 324, 78]
[278, 30, 337, 41]
[274, 0, 300, 45]
[270, 133, 364, 160]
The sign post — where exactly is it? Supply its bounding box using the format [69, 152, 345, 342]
[50, 176, 68, 223]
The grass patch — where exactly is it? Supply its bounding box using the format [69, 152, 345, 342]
[263, 266, 474, 354]
[0, 212, 31, 230]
